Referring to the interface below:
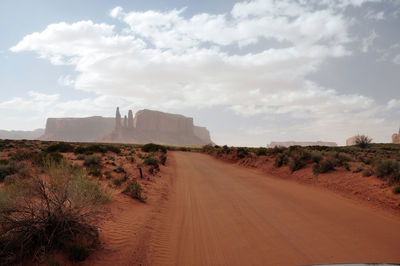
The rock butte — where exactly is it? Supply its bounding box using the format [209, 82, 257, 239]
[392, 128, 400, 144]
[39, 108, 212, 146]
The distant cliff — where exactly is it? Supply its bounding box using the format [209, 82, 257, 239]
[38, 109, 212, 146]
[0, 128, 44, 140]
[102, 109, 212, 146]
[39, 116, 114, 142]
[268, 141, 337, 148]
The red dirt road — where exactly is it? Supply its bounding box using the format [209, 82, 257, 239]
[144, 152, 400, 265]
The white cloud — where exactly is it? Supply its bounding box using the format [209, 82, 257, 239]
[361, 30, 378, 52]
[365, 10, 385, 20]
[393, 54, 400, 65]
[57, 75, 75, 86]
[8, 0, 395, 143]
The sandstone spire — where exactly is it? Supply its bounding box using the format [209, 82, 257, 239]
[115, 107, 122, 129]
[128, 110, 134, 129]
[124, 115, 128, 128]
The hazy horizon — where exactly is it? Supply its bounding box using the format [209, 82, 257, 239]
[1, 0, 399, 146]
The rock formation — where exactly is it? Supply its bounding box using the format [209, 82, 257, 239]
[39, 116, 115, 142]
[39, 108, 212, 145]
[346, 136, 357, 146]
[392, 128, 400, 144]
[102, 108, 212, 146]
[0, 128, 44, 140]
[268, 141, 337, 148]
[128, 110, 134, 129]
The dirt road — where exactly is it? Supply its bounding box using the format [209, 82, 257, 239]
[144, 152, 400, 265]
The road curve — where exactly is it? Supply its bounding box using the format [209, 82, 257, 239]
[145, 152, 400, 266]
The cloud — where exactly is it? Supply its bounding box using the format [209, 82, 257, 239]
[365, 10, 385, 20]
[361, 30, 378, 52]
[57, 75, 75, 87]
[8, 0, 395, 143]
[393, 54, 400, 65]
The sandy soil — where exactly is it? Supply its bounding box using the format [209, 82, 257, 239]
[138, 152, 400, 265]
[213, 152, 400, 213]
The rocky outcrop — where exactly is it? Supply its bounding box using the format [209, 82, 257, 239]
[102, 108, 212, 146]
[392, 128, 400, 144]
[193, 126, 212, 144]
[346, 136, 357, 146]
[0, 128, 44, 140]
[39, 116, 114, 142]
[268, 141, 337, 148]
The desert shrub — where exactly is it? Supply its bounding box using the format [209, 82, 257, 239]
[104, 171, 113, 180]
[83, 155, 102, 167]
[374, 159, 400, 184]
[141, 143, 167, 153]
[88, 167, 101, 177]
[313, 157, 335, 175]
[354, 134, 372, 148]
[255, 148, 268, 156]
[75, 144, 120, 155]
[362, 168, 374, 177]
[10, 150, 34, 161]
[0, 159, 9, 165]
[114, 165, 125, 174]
[128, 156, 135, 163]
[143, 157, 159, 167]
[46, 142, 74, 153]
[68, 244, 90, 262]
[202, 144, 214, 153]
[275, 153, 288, 167]
[0, 161, 25, 182]
[123, 180, 146, 202]
[288, 157, 305, 172]
[353, 166, 363, 173]
[76, 154, 85, 160]
[392, 185, 400, 194]
[32, 152, 63, 167]
[236, 147, 249, 159]
[311, 151, 323, 163]
[344, 163, 350, 171]
[0, 160, 110, 264]
[159, 154, 167, 165]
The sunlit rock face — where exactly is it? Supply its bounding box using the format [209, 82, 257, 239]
[393, 129, 400, 144]
[40, 117, 115, 142]
[103, 109, 212, 146]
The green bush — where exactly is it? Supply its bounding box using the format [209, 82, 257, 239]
[141, 143, 167, 153]
[159, 154, 167, 165]
[0, 161, 25, 182]
[0, 160, 110, 264]
[32, 152, 64, 167]
[236, 147, 249, 159]
[313, 157, 335, 175]
[143, 157, 159, 167]
[75, 144, 120, 155]
[123, 180, 146, 202]
[46, 142, 74, 153]
[83, 155, 102, 167]
[311, 151, 323, 163]
[374, 159, 400, 184]
[392, 185, 400, 194]
[288, 157, 305, 172]
[275, 153, 288, 167]
[255, 148, 268, 156]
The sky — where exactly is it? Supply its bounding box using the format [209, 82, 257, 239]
[0, 0, 399, 146]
